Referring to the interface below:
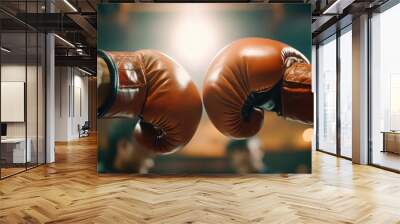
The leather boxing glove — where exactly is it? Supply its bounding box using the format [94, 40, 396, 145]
[97, 49, 202, 154]
[203, 38, 312, 138]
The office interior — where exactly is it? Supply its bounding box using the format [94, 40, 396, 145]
[0, 0, 399, 222]
[315, 2, 400, 171]
[0, 0, 97, 179]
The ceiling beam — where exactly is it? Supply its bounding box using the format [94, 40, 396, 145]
[66, 13, 96, 47]
[55, 55, 96, 71]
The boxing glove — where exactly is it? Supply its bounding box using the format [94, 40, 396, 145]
[203, 38, 312, 138]
[97, 49, 202, 154]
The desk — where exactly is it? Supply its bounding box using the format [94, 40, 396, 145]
[381, 131, 400, 154]
[1, 138, 31, 164]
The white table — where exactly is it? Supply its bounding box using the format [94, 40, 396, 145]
[1, 138, 31, 163]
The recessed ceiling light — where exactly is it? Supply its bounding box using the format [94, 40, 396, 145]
[63, 0, 78, 12]
[54, 34, 75, 48]
[1, 47, 11, 53]
[78, 67, 92, 76]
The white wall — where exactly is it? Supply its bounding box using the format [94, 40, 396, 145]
[1, 63, 46, 164]
[72, 73, 89, 138]
[1, 65, 35, 138]
[54, 67, 89, 141]
[55, 67, 70, 141]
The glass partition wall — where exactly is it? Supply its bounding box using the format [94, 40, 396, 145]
[0, 30, 27, 177]
[0, 2, 46, 179]
[316, 26, 353, 159]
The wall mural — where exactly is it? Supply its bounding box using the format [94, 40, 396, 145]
[97, 3, 313, 174]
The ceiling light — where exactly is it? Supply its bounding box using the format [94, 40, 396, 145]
[322, 0, 350, 15]
[323, 0, 341, 14]
[63, 0, 78, 12]
[78, 67, 92, 76]
[1, 47, 11, 53]
[54, 34, 75, 48]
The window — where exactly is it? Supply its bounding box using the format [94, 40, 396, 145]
[317, 35, 337, 154]
[339, 27, 352, 158]
[370, 3, 400, 171]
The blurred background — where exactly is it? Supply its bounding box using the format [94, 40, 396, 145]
[97, 3, 312, 174]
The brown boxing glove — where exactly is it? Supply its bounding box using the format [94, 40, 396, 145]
[97, 49, 202, 154]
[203, 38, 312, 139]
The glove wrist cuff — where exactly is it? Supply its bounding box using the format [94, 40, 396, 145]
[281, 63, 313, 124]
[97, 50, 147, 118]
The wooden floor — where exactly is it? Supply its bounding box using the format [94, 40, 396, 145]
[1, 167, 26, 178]
[1, 135, 400, 224]
[372, 150, 400, 171]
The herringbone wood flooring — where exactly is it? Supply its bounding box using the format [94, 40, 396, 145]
[1, 135, 400, 224]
